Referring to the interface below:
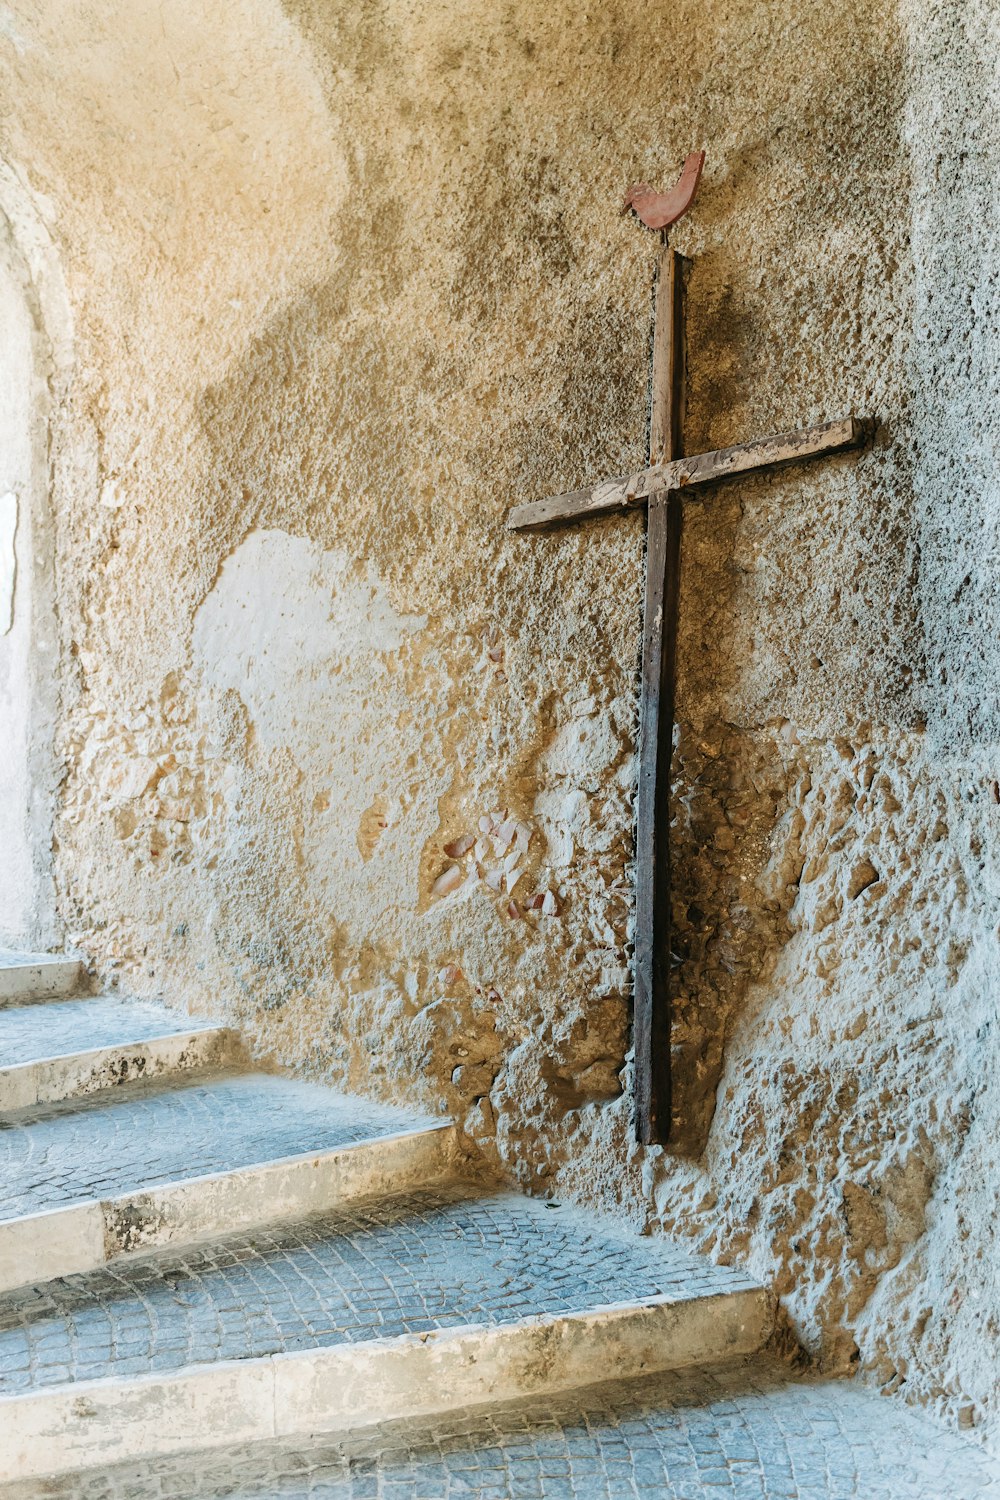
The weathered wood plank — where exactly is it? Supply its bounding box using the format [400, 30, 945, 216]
[505, 471, 660, 533]
[506, 415, 868, 533]
[634, 247, 684, 1147]
[670, 415, 868, 491]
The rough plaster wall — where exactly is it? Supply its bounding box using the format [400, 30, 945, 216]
[2, 0, 1000, 1448]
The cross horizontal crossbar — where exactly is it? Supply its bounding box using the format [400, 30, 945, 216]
[506, 416, 869, 533]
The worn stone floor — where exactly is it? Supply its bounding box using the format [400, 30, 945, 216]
[2, 958, 998, 1499]
[0, 1186, 756, 1392]
[0, 996, 218, 1067]
[0, 1072, 439, 1219]
[6, 1360, 999, 1500]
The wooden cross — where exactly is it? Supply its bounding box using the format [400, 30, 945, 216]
[507, 166, 869, 1147]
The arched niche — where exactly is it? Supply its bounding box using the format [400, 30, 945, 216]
[0, 187, 67, 950]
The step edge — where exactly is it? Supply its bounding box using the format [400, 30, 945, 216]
[0, 955, 82, 972]
[0, 1023, 233, 1069]
[0, 1121, 460, 1293]
[0, 1027, 241, 1110]
[0, 1287, 774, 1481]
[0, 992, 184, 1010]
[0, 959, 85, 1007]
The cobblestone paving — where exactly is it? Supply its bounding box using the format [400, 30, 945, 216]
[0, 1187, 756, 1392]
[9, 1360, 998, 1499]
[0, 1074, 441, 1220]
[0, 996, 219, 1068]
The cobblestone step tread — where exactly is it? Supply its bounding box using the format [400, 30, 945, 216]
[0, 1185, 759, 1393]
[0, 1072, 442, 1221]
[0, 951, 75, 968]
[6, 1359, 997, 1499]
[0, 995, 220, 1068]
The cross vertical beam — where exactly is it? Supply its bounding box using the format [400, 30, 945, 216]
[506, 243, 869, 1150]
[634, 248, 684, 1145]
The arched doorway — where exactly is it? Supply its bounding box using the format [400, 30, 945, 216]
[0, 206, 60, 950]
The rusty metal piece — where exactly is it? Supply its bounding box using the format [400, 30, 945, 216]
[623, 151, 706, 232]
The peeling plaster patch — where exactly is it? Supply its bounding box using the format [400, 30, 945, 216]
[0, 492, 16, 635]
[192, 530, 428, 934]
[540, 711, 619, 793]
[193, 529, 425, 772]
[534, 788, 589, 869]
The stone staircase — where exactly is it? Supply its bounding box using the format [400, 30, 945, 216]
[0, 951, 997, 1498]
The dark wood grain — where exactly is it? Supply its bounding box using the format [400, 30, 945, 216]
[633, 248, 684, 1145]
[633, 490, 682, 1144]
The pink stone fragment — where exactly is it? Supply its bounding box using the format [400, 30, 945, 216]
[432, 866, 463, 898]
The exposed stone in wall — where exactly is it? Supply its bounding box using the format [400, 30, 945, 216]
[2, 0, 999, 1455]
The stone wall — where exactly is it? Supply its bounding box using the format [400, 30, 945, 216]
[1, 0, 998, 1448]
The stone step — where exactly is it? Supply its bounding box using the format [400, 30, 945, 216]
[0, 1072, 456, 1292]
[6, 1358, 997, 1500]
[0, 994, 242, 1110]
[0, 1185, 774, 1482]
[0, 952, 83, 1006]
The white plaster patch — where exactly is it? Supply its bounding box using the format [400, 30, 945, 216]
[533, 788, 589, 868]
[0, 491, 17, 635]
[194, 529, 425, 764]
[0, 8, 29, 54]
[192, 531, 428, 917]
[540, 711, 619, 792]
